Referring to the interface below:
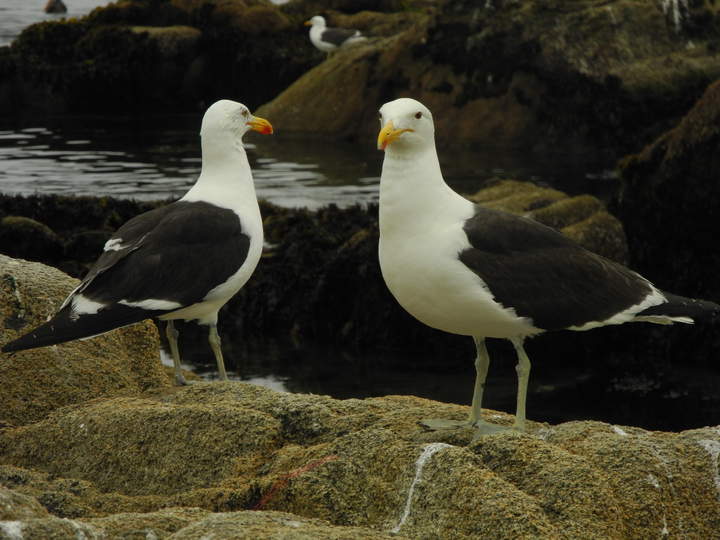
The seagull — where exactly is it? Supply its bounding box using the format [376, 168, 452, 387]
[2, 99, 273, 386]
[304, 15, 367, 56]
[376, 97, 719, 433]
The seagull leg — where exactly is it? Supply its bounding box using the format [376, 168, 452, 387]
[208, 324, 229, 381]
[422, 336, 499, 433]
[510, 337, 531, 431]
[468, 337, 490, 424]
[166, 320, 187, 386]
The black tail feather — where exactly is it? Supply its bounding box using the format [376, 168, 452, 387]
[638, 292, 720, 322]
[2, 304, 161, 353]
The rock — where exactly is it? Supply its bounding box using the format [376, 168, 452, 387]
[84, 507, 211, 538]
[0, 382, 718, 538]
[168, 510, 405, 539]
[129, 25, 201, 58]
[0, 254, 170, 426]
[260, 0, 720, 155]
[0, 216, 64, 263]
[615, 79, 720, 301]
[0, 487, 49, 520]
[0, 0, 315, 116]
[612, 79, 720, 368]
[468, 179, 628, 263]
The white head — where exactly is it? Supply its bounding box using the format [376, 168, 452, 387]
[377, 98, 435, 154]
[200, 99, 273, 142]
[305, 15, 327, 28]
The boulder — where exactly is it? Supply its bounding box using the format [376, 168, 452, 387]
[260, 0, 720, 154]
[0, 382, 718, 538]
[615, 79, 720, 302]
[0, 254, 170, 427]
[0, 216, 64, 263]
[468, 179, 628, 263]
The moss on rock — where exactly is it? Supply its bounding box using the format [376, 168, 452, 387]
[0, 254, 170, 427]
[0, 383, 718, 537]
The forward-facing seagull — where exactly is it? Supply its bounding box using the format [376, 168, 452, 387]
[304, 15, 366, 56]
[2, 99, 273, 385]
[376, 97, 719, 433]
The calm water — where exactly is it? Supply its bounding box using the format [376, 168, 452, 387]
[0, 0, 110, 47]
[0, 113, 619, 209]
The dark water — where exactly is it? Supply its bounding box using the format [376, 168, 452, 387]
[0, 0, 110, 47]
[0, 113, 619, 208]
[3, 113, 717, 432]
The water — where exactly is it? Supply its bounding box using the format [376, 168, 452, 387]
[0, 0, 110, 47]
[0, 113, 619, 209]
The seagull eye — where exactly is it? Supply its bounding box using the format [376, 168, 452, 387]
[415, 112, 422, 119]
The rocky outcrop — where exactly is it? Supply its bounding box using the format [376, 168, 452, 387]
[259, 0, 720, 154]
[2, 0, 718, 155]
[615, 79, 720, 303]
[0, 253, 170, 427]
[1, 382, 719, 538]
[611, 78, 720, 371]
[0, 0, 315, 115]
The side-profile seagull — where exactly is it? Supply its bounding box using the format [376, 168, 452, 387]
[2, 99, 273, 385]
[376, 97, 719, 433]
[304, 15, 366, 56]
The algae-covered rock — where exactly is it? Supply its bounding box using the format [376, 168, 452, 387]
[1, 383, 718, 538]
[469, 179, 629, 263]
[260, 0, 720, 154]
[169, 510, 406, 539]
[0, 254, 169, 427]
[0, 486, 49, 520]
[0, 216, 64, 263]
[616, 78, 720, 302]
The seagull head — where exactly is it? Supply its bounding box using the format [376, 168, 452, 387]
[304, 15, 326, 28]
[377, 98, 434, 153]
[200, 100, 273, 141]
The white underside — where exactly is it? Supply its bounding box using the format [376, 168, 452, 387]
[379, 149, 540, 339]
[378, 144, 688, 340]
[66, 136, 263, 328]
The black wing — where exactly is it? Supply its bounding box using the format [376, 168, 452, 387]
[458, 206, 653, 330]
[3, 201, 251, 352]
[321, 27, 360, 46]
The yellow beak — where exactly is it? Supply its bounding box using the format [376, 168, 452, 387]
[377, 120, 413, 150]
[304, 20, 312, 26]
[247, 116, 273, 135]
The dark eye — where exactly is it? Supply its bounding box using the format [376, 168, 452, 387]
[415, 112, 422, 119]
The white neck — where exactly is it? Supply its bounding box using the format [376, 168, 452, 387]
[379, 145, 472, 238]
[181, 134, 258, 212]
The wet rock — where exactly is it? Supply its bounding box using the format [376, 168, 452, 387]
[0, 382, 718, 538]
[0, 254, 170, 427]
[0, 216, 64, 263]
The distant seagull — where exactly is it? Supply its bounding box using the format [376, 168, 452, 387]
[44, 0, 67, 14]
[376, 97, 719, 434]
[2, 100, 273, 386]
[304, 15, 367, 56]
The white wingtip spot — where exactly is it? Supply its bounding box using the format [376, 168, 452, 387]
[71, 295, 106, 320]
[119, 299, 183, 311]
[103, 237, 125, 251]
